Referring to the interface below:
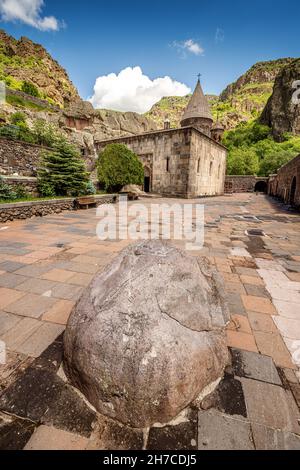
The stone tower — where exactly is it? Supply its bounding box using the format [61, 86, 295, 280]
[181, 79, 213, 136]
[211, 120, 225, 143]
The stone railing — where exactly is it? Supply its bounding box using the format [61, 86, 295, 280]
[0, 194, 116, 224]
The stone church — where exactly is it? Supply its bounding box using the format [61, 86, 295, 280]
[96, 80, 227, 198]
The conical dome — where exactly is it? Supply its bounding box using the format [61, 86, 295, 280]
[181, 80, 213, 123]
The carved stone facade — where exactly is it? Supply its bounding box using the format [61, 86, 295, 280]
[97, 127, 227, 198]
[97, 80, 227, 199]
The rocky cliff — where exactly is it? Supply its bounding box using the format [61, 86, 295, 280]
[146, 59, 295, 130]
[260, 58, 300, 140]
[0, 29, 80, 107]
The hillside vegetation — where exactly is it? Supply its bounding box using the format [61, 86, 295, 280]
[0, 29, 79, 107]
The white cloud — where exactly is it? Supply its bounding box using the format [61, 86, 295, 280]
[0, 0, 62, 31]
[173, 39, 204, 58]
[90, 66, 191, 114]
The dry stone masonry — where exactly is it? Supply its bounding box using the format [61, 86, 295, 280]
[64, 240, 230, 428]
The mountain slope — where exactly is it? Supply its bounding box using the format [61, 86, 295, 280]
[146, 59, 295, 130]
[260, 58, 300, 140]
[0, 29, 80, 107]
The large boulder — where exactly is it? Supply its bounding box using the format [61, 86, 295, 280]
[64, 240, 229, 428]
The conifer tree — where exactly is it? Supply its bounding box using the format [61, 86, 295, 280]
[38, 136, 89, 197]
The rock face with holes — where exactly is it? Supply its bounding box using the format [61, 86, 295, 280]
[64, 240, 229, 428]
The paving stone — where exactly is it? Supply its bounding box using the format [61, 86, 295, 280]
[0, 311, 22, 337]
[254, 330, 297, 369]
[251, 423, 300, 450]
[227, 330, 258, 353]
[33, 335, 64, 373]
[273, 300, 300, 320]
[1, 318, 41, 351]
[227, 314, 252, 335]
[240, 275, 264, 286]
[58, 262, 99, 275]
[42, 269, 75, 283]
[244, 284, 270, 298]
[248, 312, 277, 333]
[241, 378, 300, 434]
[67, 273, 94, 287]
[0, 273, 28, 289]
[0, 261, 27, 273]
[0, 367, 65, 423]
[242, 295, 276, 315]
[16, 322, 64, 357]
[287, 272, 300, 282]
[235, 267, 260, 277]
[24, 425, 88, 451]
[231, 348, 282, 385]
[225, 282, 246, 295]
[40, 381, 96, 437]
[198, 410, 254, 450]
[50, 283, 83, 301]
[43, 300, 75, 325]
[16, 278, 57, 295]
[14, 264, 51, 278]
[273, 317, 300, 341]
[0, 283, 30, 304]
[225, 292, 246, 316]
[87, 415, 144, 450]
[147, 409, 197, 450]
[4, 294, 57, 319]
[0, 413, 36, 451]
[201, 374, 247, 418]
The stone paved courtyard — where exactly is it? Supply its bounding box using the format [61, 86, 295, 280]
[0, 193, 300, 450]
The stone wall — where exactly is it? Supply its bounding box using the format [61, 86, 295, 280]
[3, 176, 38, 196]
[6, 88, 60, 111]
[225, 176, 268, 193]
[268, 154, 300, 206]
[189, 131, 226, 197]
[97, 127, 227, 198]
[0, 194, 116, 224]
[0, 137, 50, 176]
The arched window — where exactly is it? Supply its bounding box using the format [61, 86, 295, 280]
[197, 159, 201, 173]
[209, 161, 213, 176]
[218, 164, 221, 179]
[166, 157, 170, 173]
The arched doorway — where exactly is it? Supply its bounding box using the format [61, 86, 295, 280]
[254, 181, 267, 193]
[290, 176, 297, 206]
[144, 166, 151, 193]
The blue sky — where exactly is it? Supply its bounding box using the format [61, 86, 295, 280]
[0, 0, 300, 112]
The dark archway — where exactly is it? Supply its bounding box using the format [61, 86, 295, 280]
[144, 166, 151, 193]
[254, 181, 267, 193]
[290, 176, 297, 206]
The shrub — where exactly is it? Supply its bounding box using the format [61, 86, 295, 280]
[32, 119, 58, 147]
[0, 176, 17, 201]
[14, 185, 29, 199]
[86, 181, 97, 195]
[21, 81, 40, 98]
[37, 181, 56, 198]
[37, 136, 89, 197]
[10, 112, 26, 126]
[98, 144, 144, 192]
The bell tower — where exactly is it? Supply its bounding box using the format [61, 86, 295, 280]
[181, 77, 213, 137]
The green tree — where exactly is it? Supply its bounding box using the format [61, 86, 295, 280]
[38, 136, 89, 197]
[32, 119, 58, 147]
[227, 147, 259, 175]
[21, 81, 40, 97]
[98, 144, 144, 192]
